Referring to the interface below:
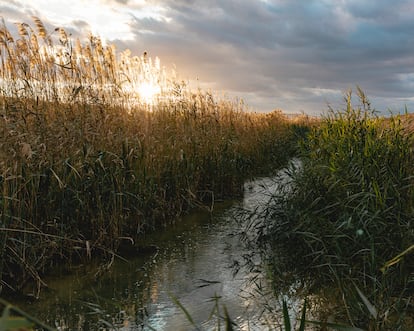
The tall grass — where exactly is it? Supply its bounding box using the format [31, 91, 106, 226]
[251, 89, 414, 330]
[0, 17, 170, 107]
[0, 18, 306, 294]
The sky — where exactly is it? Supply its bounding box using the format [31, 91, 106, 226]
[2, 0, 414, 115]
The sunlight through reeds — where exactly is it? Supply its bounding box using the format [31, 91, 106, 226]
[0, 18, 309, 295]
[0, 17, 179, 109]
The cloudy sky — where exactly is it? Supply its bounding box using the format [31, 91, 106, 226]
[2, 0, 414, 115]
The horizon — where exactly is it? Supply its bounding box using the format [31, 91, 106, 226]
[2, 1, 414, 115]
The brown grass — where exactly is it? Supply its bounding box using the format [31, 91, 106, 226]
[0, 18, 309, 295]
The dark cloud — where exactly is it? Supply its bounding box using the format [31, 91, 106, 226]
[4, 0, 414, 115]
[113, 0, 130, 4]
[68, 19, 92, 36]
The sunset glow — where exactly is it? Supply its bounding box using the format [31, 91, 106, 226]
[137, 81, 161, 104]
[3, 1, 414, 114]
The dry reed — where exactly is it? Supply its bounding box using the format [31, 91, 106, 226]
[0, 18, 305, 294]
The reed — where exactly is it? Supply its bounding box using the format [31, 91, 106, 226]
[0, 18, 305, 294]
[0, 17, 169, 107]
[251, 88, 414, 330]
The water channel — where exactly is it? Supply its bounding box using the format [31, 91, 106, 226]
[14, 168, 296, 330]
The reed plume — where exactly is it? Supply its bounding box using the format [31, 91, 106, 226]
[0, 18, 306, 294]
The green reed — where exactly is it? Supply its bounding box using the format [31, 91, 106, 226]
[251, 88, 414, 330]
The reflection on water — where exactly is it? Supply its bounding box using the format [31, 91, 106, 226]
[14, 168, 296, 330]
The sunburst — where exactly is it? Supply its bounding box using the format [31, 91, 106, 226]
[137, 81, 161, 104]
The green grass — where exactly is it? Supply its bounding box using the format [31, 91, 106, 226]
[0, 298, 55, 330]
[250, 88, 414, 330]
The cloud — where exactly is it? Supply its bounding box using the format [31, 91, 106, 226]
[3, 0, 414, 114]
[126, 0, 414, 114]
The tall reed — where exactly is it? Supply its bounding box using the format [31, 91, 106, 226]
[0, 18, 305, 294]
[251, 89, 414, 330]
[0, 17, 169, 107]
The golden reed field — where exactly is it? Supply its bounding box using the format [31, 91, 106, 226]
[0, 18, 313, 294]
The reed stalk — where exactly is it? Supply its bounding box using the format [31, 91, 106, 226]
[0, 18, 307, 294]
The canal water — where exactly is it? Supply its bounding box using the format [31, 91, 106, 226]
[15, 168, 297, 330]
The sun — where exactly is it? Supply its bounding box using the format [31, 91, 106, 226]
[137, 81, 161, 104]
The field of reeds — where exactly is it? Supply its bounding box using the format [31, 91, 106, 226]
[249, 88, 414, 330]
[0, 18, 309, 295]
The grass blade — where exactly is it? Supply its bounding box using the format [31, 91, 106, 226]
[169, 292, 200, 330]
[282, 299, 291, 331]
[355, 286, 377, 319]
[223, 305, 236, 331]
[380, 244, 414, 273]
[298, 299, 307, 331]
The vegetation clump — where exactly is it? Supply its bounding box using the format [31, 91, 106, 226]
[253, 89, 414, 330]
[0, 18, 307, 295]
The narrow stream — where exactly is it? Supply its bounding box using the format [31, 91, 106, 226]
[14, 170, 290, 330]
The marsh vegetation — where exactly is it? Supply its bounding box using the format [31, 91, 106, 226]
[1, 17, 412, 331]
[246, 89, 414, 330]
[0, 18, 308, 296]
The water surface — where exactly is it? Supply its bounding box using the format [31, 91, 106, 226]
[16, 174, 289, 330]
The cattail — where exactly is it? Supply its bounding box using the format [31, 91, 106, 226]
[3, 28, 14, 43]
[75, 38, 82, 54]
[30, 34, 39, 52]
[32, 16, 51, 45]
[33, 16, 46, 36]
[57, 27, 68, 46]
[16, 22, 29, 37]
